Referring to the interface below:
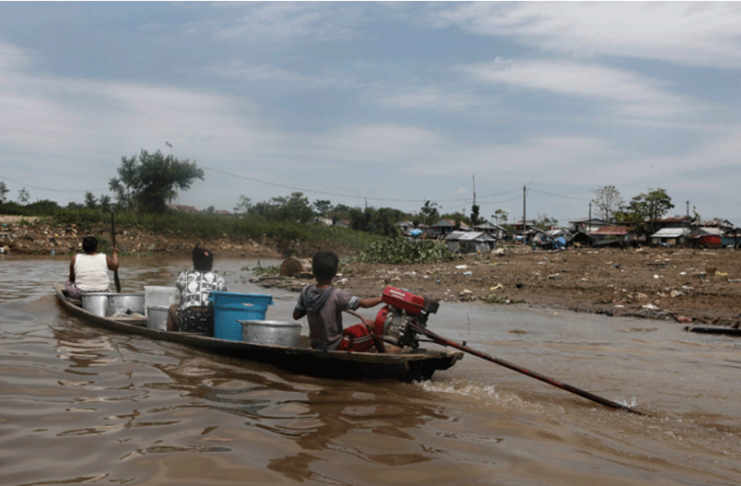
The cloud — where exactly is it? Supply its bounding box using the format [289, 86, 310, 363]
[462, 58, 701, 120]
[0, 41, 282, 180]
[430, 3, 741, 68]
[210, 2, 368, 43]
[372, 85, 484, 111]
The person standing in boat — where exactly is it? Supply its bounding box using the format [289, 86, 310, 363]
[167, 245, 226, 334]
[293, 249, 397, 353]
[66, 236, 119, 299]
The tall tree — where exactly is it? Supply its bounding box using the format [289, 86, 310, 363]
[17, 187, 29, 204]
[234, 195, 252, 214]
[470, 204, 480, 228]
[109, 150, 204, 213]
[313, 199, 332, 216]
[84, 191, 97, 209]
[616, 188, 674, 228]
[591, 185, 623, 223]
[420, 200, 440, 225]
[535, 213, 558, 230]
[99, 195, 112, 212]
[492, 209, 508, 225]
[0, 182, 9, 203]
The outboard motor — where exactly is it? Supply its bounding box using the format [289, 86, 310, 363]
[374, 286, 439, 350]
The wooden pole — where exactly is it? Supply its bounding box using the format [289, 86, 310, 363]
[411, 324, 647, 416]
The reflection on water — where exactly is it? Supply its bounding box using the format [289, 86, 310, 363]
[0, 256, 739, 485]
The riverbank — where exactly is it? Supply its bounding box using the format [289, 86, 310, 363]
[257, 246, 741, 328]
[5, 216, 740, 326]
[0, 217, 320, 259]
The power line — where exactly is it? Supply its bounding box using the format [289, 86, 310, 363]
[0, 175, 108, 193]
[201, 165, 518, 204]
[529, 188, 591, 201]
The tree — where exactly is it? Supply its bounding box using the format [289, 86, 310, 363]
[470, 204, 480, 228]
[616, 188, 674, 228]
[0, 182, 9, 203]
[369, 207, 404, 237]
[99, 195, 112, 212]
[84, 191, 97, 209]
[109, 149, 204, 213]
[591, 185, 623, 223]
[234, 195, 252, 214]
[420, 200, 440, 225]
[492, 209, 508, 225]
[17, 187, 29, 204]
[327, 203, 352, 224]
[313, 199, 332, 216]
[534, 213, 558, 230]
[248, 192, 314, 223]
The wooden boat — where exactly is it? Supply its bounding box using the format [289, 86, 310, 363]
[684, 325, 741, 337]
[53, 284, 463, 382]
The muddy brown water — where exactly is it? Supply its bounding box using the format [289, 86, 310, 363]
[1, 255, 739, 485]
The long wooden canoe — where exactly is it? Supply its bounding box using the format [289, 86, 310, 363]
[684, 325, 741, 337]
[54, 283, 463, 382]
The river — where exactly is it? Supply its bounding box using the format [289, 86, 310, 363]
[1, 255, 739, 485]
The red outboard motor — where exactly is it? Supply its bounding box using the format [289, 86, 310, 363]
[374, 286, 439, 349]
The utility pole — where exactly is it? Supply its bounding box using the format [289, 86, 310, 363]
[522, 185, 527, 242]
[588, 202, 592, 247]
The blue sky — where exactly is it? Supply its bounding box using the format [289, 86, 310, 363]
[2, 2, 741, 225]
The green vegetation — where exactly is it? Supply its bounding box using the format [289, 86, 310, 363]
[109, 150, 204, 213]
[355, 238, 453, 264]
[252, 265, 280, 276]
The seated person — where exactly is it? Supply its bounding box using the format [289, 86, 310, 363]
[167, 246, 226, 334]
[293, 249, 394, 353]
[66, 236, 119, 300]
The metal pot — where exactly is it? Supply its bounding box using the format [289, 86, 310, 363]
[82, 294, 108, 317]
[241, 320, 301, 347]
[147, 306, 169, 331]
[106, 293, 145, 317]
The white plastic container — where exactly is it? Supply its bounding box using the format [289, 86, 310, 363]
[147, 306, 170, 331]
[144, 286, 179, 316]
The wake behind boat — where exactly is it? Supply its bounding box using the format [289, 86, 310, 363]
[53, 283, 463, 382]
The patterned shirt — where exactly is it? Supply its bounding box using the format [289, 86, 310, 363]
[176, 270, 227, 310]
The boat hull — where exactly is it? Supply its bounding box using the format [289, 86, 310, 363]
[53, 284, 463, 382]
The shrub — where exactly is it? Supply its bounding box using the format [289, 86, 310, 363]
[355, 239, 453, 264]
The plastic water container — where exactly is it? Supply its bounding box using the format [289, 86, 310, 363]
[211, 291, 274, 341]
[147, 306, 169, 331]
[144, 286, 180, 316]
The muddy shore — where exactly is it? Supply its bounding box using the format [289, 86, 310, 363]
[3, 216, 740, 327]
[261, 247, 741, 328]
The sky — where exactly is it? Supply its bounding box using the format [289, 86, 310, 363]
[1, 2, 741, 226]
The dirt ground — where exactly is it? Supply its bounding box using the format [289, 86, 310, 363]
[330, 247, 741, 328]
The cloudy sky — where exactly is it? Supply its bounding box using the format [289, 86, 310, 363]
[1, 2, 741, 225]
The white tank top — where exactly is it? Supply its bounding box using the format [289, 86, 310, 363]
[74, 253, 110, 291]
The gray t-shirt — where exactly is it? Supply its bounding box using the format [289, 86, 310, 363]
[296, 285, 360, 351]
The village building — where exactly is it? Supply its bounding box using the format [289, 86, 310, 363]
[443, 231, 497, 253]
[429, 219, 454, 237]
[167, 204, 200, 214]
[650, 227, 691, 246]
[474, 221, 508, 240]
[590, 225, 642, 246]
[568, 218, 605, 234]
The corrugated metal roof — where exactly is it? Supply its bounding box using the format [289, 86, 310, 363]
[694, 227, 725, 236]
[444, 231, 495, 242]
[591, 226, 634, 236]
[651, 228, 690, 238]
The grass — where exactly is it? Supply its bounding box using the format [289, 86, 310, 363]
[6, 205, 385, 255]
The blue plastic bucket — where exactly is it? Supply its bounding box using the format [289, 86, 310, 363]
[211, 292, 274, 341]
